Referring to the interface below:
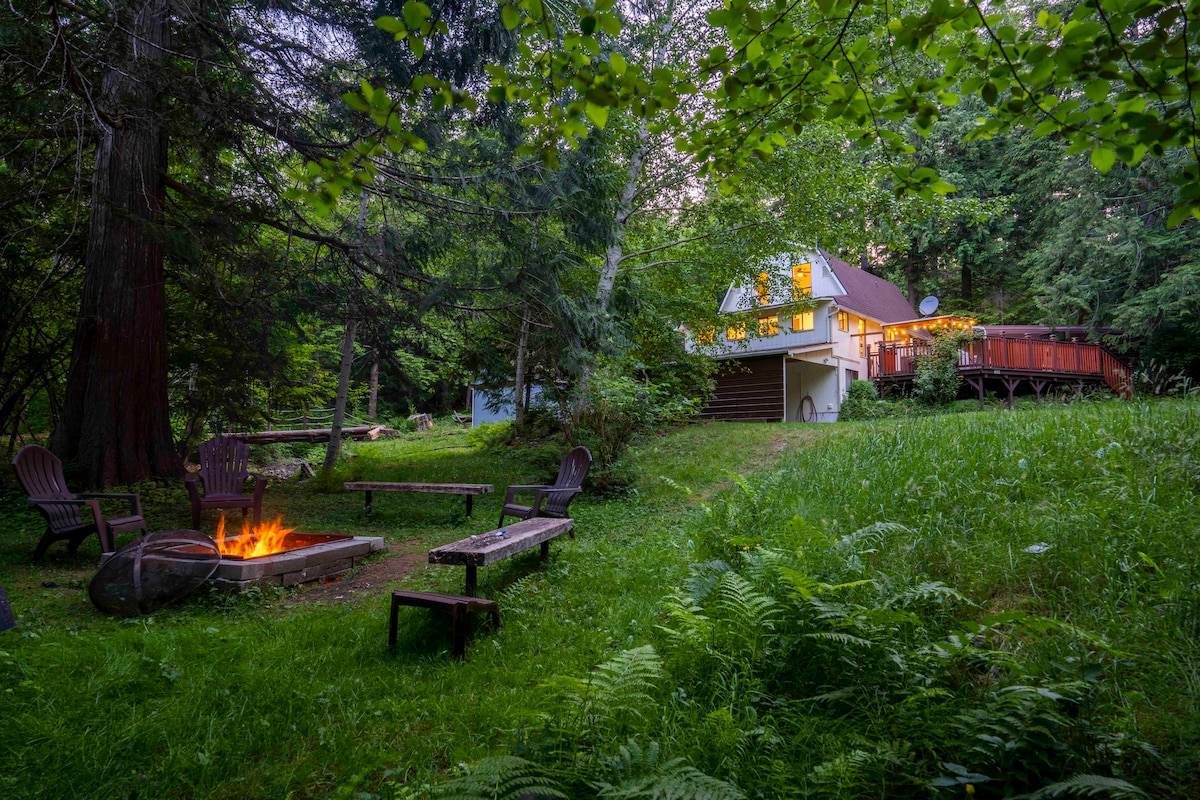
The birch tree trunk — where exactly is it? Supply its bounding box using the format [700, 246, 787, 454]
[51, 0, 179, 487]
[513, 310, 530, 424]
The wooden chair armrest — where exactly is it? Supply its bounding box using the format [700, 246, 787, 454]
[503, 484, 551, 503]
[79, 491, 143, 518]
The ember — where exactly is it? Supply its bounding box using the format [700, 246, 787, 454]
[214, 515, 296, 559]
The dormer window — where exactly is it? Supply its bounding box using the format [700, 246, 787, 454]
[756, 272, 771, 305]
[792, 263, 811, 299]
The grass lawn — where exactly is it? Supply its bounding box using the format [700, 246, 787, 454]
[1, 401, 1197, 799]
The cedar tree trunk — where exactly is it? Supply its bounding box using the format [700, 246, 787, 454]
[51, 0, 180, 487]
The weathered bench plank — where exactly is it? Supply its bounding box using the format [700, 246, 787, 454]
[428, 517, 574, 594]
[343, 481, 493, 517]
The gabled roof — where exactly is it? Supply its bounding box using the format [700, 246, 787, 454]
[822, 250, 916, 324]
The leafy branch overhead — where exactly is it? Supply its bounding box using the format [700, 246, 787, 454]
[331, 0, 1200, 223]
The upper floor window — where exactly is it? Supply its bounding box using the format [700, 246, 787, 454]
[792, 263, 812, 299]
[792, 311, 814, 332]
[838, 310, 850, 332]
[759, 315, 779, 336]
[695, 326, 715, 345]
[727, 321, 746, 340]
[755, 271, 771, 305]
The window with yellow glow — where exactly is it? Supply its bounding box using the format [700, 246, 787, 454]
[727, 321, 746, 340]
[755, 271, 771, 305]
[838, 310, 849, 331]
[792, 311, 814, 331]
[696, 326, 715, 345]
[759, 315, 779, 336]
[792, 263, 812, 298]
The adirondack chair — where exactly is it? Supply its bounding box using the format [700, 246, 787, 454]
[497, 446, 592, 527]
[185, 435, 266, 530]
[12, 445, 147, 560]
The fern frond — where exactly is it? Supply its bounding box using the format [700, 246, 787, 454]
[585, 645, 665, 731]
[803, 631, 876, 648]
[593, 738, 745, 800]
[714, 573, 779, 631]
[1019, 774, 1148, 799]
[432, 755, 566, 800]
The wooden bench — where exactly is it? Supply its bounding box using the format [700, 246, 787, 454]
[428, 517, 574, 595]
[343, 481, 493, 517]
[388, 590, 499, 660]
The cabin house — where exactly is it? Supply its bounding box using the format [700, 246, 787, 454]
[683, 248, 917, 422]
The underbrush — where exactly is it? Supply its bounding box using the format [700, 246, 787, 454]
[2, 402, 1197, 798]
[436, 400, 1199, 799]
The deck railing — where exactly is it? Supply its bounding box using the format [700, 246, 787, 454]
[868, 337, 1131, 395]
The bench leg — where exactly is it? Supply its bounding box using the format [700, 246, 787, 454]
[451, 602, 466, 660]
[465, 565, 477, 596]
[364, 490, 374, 515]
[465, 494, 473, 518]
[540, 541, 550, 559]
[388, 592, 401, 650]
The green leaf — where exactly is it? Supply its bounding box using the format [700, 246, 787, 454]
[598, 11, 621, 36]
[585, 102, 608, 128]
[1090, 147, 1115, 173]
[501, 4, 520, 29]
[402, 1, 432, 30]
[375, 15, 405, 35]
[1085, 78, 1110, 103]
[342, 92, 370, 113]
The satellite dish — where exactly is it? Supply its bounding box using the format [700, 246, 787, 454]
[918, 295, 940, 316]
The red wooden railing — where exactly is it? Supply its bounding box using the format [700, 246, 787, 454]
[868, 338, 1132, 397]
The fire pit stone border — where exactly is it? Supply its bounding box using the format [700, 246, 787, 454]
[205, 535, 385, 592]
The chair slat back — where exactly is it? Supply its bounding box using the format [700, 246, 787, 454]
[197, 436, 252, 496]
[545, 446, 592, 517]
[12, 445, 84, 531]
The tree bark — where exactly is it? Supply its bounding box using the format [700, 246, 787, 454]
[51, 0, 179, 487]
[368, 357, 379, 421]
[322, 319, 358, 473]
[513, 309, 529, 425]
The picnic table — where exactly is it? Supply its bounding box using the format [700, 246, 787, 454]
[428, 516, 574, 594]
[343, 481, 493, 517]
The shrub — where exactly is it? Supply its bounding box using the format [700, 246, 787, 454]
[572, 365, 698, 472]
[913, 329, 974, 405]
[839, 379, 882, 421]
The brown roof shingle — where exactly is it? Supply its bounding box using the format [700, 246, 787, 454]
[823, 250, 916, 324]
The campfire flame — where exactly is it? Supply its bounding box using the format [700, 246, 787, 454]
[214, 515, 297, 558]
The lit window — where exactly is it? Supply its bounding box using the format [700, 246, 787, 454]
[756, 271, 771, 305]
[857, 317, 865, 334]
[696, 326, 714, 345]
[838, 310, 849, 332]
[792, 263, 811, 299]
[759, 315, 779, 336]
[727, 321, 746, 340]
[792, 311, 814, 331]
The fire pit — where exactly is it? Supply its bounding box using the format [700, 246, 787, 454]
[201, 517, 384, 592]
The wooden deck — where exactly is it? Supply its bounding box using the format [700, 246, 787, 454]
[868, 337, 1132, 404]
